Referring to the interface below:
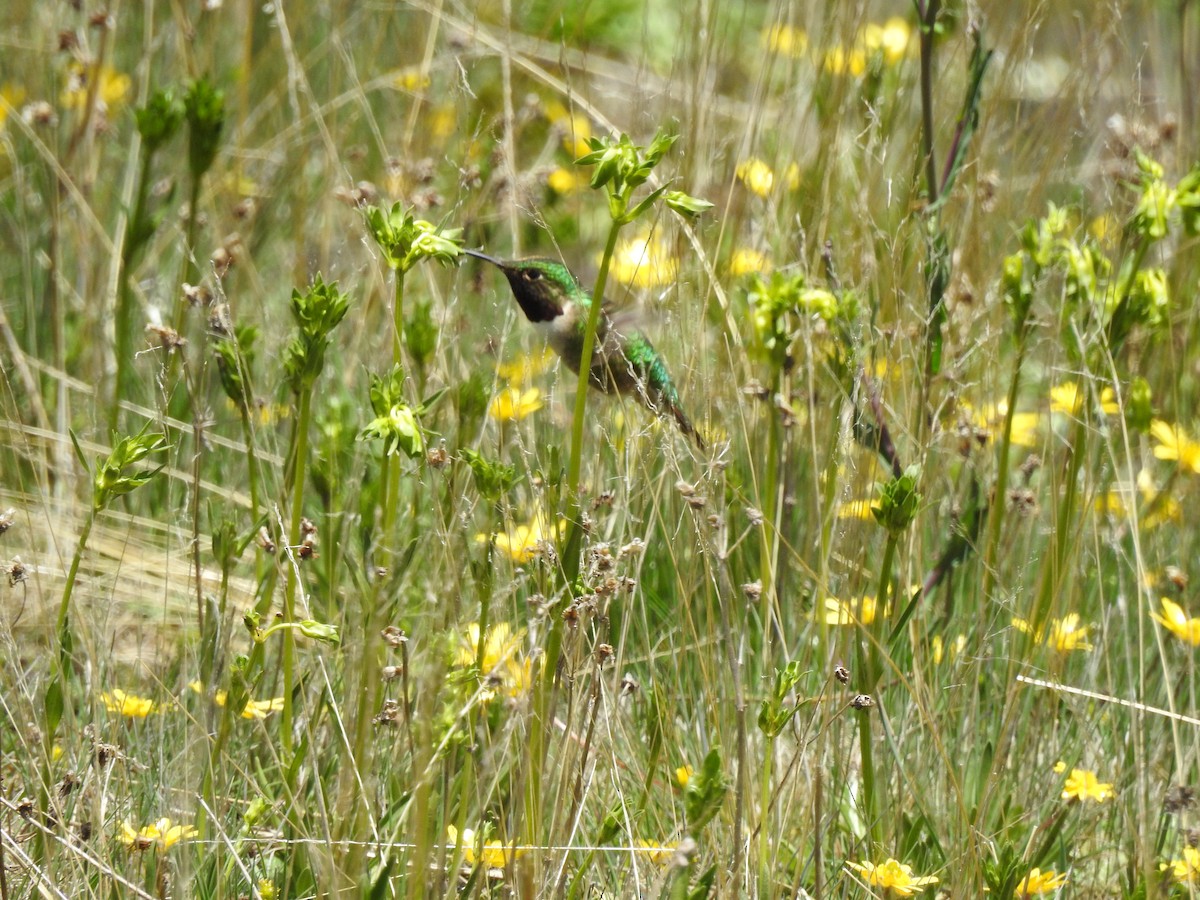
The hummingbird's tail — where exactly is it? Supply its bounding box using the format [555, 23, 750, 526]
[670, 402, 706, 452]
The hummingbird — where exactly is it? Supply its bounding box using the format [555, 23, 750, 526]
[465, 249, 704, 450]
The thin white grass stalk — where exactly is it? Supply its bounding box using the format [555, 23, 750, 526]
[1015, 675, 1200, 728]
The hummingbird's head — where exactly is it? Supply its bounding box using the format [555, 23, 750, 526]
[465, 250, 579, 323]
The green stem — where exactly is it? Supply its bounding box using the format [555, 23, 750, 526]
[758, 368, 782, 661]
[758, 734, 775, 887]
[110, 149, 156, 436]
[281, 385, 313, 762]
[55, 507, 95, 645]
[868, 533, 898, 693]
[979, 332, 1028, 606]
[392, 267, 405, 365]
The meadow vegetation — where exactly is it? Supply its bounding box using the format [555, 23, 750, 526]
[1, 0, 1200, 896]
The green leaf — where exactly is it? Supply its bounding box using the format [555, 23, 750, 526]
[664, 190, 714, 219]
[298, 620, 340, 644]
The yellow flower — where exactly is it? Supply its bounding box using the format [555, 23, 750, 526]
[823, 45, 868, 77]
[119, 818, 197, 852]
[736, 158, 775, 198]
[257, 881, 277, 900]
[837, 499, 877, 521]
[61, 62, 130, 111]
[931, 633, 966, 665]
[962, 401, 1041, 448]
[868, 17, 913, 64]
[1152, 597, 1200, 646]
[547, 166, 589, 195]
[822, 595, 882, 626]
[674, 764, 693, 789]
[1011, 614, 1092, 652]
[488, 386, 544, 422]
[1052, 760, 1067, 774]
[608, 231, 678, 288]
[0, 83, 27, 133]
[1060, 768, 1114, 803]
[101, 689, 156, 718]
[430, 105, 456, 140]
[1015, 867, 1068, 895]
[456, 622, 523, 672]
[395, 68, 431, 91]
[1048, 381, 1118, 416]
[729, 248, 769, 276]
[189, 680, 285, 719]
[1151, 419, 1200, 474]
[495, 348, 555, 385]
[762, 23, 808, 57]
[1165, 846, 1200, 883]
[845, 858, 939, 895]
[544, 100, 592, 159]
[480, 515, 565, 564]
[635, 839, 676, 865]
[447, 825, 523, 869]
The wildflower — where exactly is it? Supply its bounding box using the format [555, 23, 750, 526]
[1, 83, 26, 133]
[119, 818, 197, 852]
[1096, 471, 1180, 528]
[736, 158, 775, 198]
[635, 839, 676, 864]
[188, 680, 285, 719]
[822, 45, 868, 77]
[487, 386, 544, 422]
[607, 231, 678, 288]
[447, 825, 523, 869]
[395, 69, 430, 91]
[496, 349, 555, 385]
[964, 402, 1040, 448]
[479, 515, 564, 564]
[837, 499, 877, 520]
[257, 881, 277, 900]
[674, 764, 693, 789]
[455, 622, 523, 672]
[101, 689, 156, 718]
[1164, 846, 1200, 883]
[1151, 419, 1200, 474]
[729, 248, 769, 276]
[1011, 614, 1093, 652]
[546, 166, 589, 195]
[1015, 868, 1068, 895]
[1060, 767, 1114, 803]
[845, 858, 938, 895]
[822, 595, 883, 626]
[1048, 381, 1118, 416]
[762, 23, 808, 57]
[544, 100, 592, 159]
[60, 62, 130, 111]
[864, 17, 913, 64]
[931, 633, 967, 665]
[1152, 597, 1200, 646]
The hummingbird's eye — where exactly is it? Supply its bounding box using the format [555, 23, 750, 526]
[523, 269, 541, 282]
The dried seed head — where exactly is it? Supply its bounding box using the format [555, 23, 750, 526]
[373, 699, 402, 727]
[381, 626, 407, 648]
[23, 101, 58, 127]
[620, 673, 639, 696]
[618, 538, 645, 559]
[1165, 566, 1188, 592]
[182, 282, 213, 307]
[592, 490, 615, 510]
[145, 323, 187, 353]
[426, 443, 449, 468]
[675, 480, 696, 497]
[745, 507, 764, 527]
[851, 694, 873, 710]
[834, 664, 850, 685]
[8, 557, 28, 586]
[1165, 785, 1196, 814]
[256, 526, 276, 554]
[595, 643, 614, 665]
[741, 580, 762, 602]
[685, 494, 708, 510]
[381, 665, 401, 681]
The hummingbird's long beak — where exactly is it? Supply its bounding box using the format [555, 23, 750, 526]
[463, 248, 504, 267]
